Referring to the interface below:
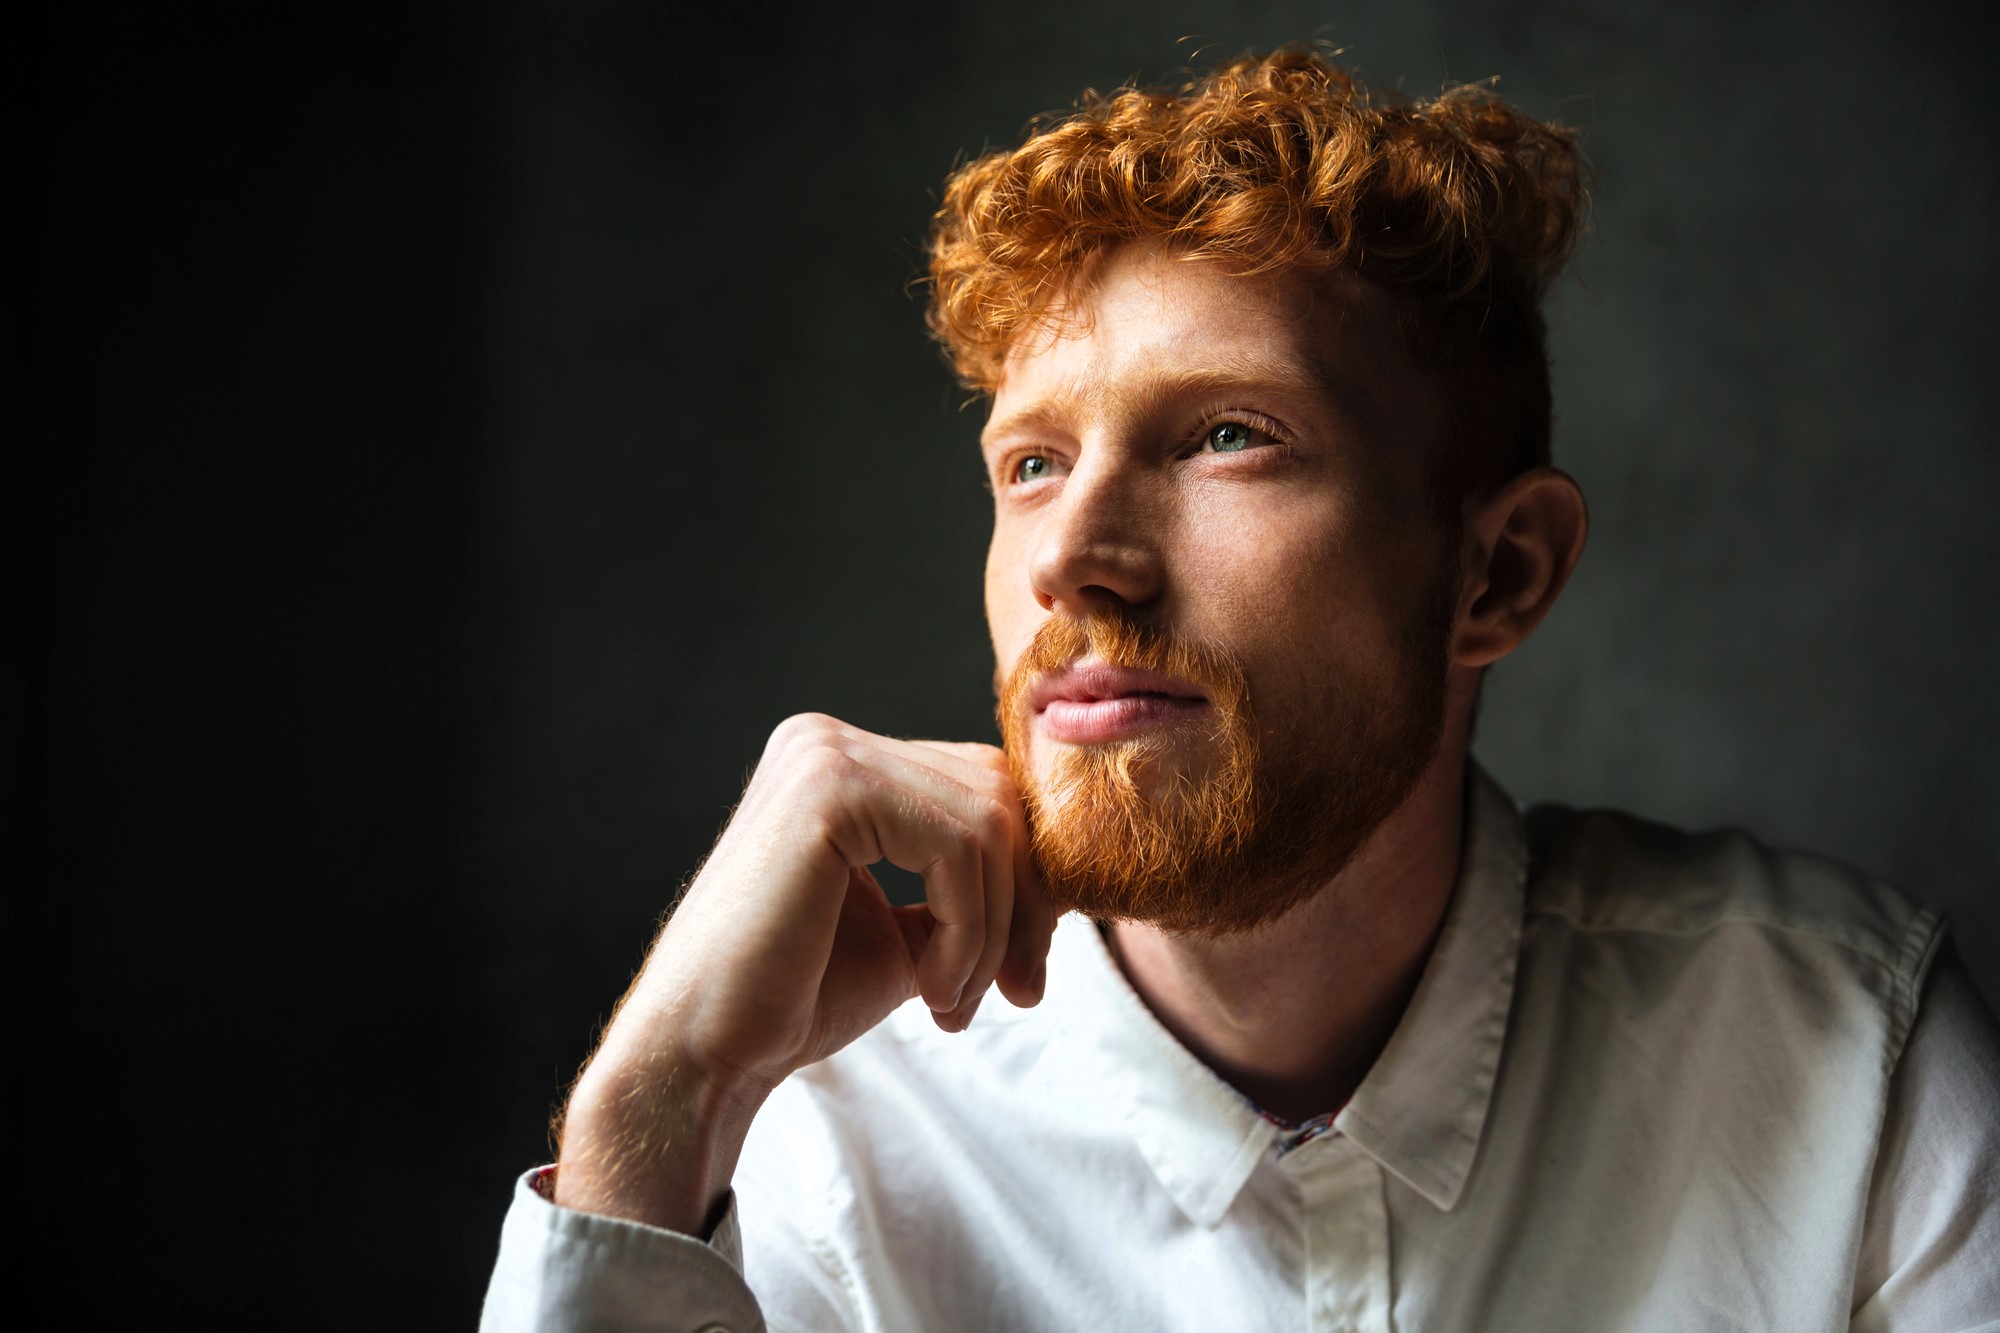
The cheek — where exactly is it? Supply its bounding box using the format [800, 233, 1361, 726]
[984, 529, 1034, 673]
[1184, 496, 1409, 703]
[1185, 488, 1359, 627]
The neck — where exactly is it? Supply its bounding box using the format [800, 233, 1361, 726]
[1103, 699, 1474, 1124]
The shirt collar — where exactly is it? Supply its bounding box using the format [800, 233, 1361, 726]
[1046, 909, 1277, 1229]
[1335, 762, 1527, 1210]
[1042, 761, 1528, 1226]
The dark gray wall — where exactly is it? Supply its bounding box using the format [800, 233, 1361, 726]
[21, 0, 1995, 1323]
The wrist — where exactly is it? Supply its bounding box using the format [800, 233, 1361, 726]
[554, 1042, 772, 1236]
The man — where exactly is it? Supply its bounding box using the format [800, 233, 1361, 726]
[484, 49, 2000, 1331]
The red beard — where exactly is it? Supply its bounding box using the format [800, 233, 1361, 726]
[998, 600, 1451, 936]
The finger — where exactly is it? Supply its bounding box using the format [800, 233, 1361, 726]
[763, 716, 1007, 800]
[778, 716, 1012, 805]
[817, 742, 1002, 1018]
[995, 842, 1056, 1009]
[902, 742, 1033, 1023]
[905, 738, 1012, 786]
[770, 719, 1024, 1027]
[943, 790, 1015, 1032]
[893, 743, 1019, 1029]
[890, 902, 937, 960]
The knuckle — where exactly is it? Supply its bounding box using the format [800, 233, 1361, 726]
[760, 722, 800, 766]
[793, 741, 858, 787]
[768, 711, 831, 752]
[949, 822, 984, 870]
[970, 796, 1010, 847]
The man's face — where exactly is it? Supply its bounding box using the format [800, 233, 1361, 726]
[982, 242, 1460, 934]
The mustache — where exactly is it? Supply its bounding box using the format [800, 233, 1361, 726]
[996, 610, 1251, 740]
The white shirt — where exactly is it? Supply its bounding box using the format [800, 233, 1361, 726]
[482, 766, 2000, 1332]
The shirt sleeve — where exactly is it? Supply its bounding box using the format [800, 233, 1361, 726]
[1850, 942, 2000, 1331]
[479, 1168, 766, 1333]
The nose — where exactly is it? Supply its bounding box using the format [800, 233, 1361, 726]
[1028, 456, 1166, 614]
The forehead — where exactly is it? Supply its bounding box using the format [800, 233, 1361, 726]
[982, 243, 1433, 451]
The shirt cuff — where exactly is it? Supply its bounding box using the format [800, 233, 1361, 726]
[480, 1167, 763, 1333]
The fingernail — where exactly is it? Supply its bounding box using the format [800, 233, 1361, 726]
[1031, 963, 1046, 1000]
[958, 994, 983, 1030]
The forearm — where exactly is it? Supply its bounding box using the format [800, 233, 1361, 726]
[556, 1043, 774, 1237]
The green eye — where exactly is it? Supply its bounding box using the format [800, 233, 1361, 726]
[1206, 422, 1256, 453]
[1013, 455, 1052, 483]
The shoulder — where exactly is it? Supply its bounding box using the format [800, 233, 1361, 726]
[1521, 799, 1945, 1011]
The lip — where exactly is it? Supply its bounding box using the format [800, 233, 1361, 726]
[1029, 661, 1210, 745]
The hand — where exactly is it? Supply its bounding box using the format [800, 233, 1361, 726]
[554, 713, 1055, 1233]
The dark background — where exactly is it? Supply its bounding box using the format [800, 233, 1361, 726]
[17, 0, 1997, 1323]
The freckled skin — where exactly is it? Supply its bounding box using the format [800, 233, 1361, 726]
[980, 243, 1452, 794]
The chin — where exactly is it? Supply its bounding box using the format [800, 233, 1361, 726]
[1033, 733, 1221, 799]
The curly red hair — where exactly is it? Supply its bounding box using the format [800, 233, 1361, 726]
[925, 48, 1588, 506]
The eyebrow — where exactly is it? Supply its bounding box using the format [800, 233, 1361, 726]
[979, 354, 1344, 450]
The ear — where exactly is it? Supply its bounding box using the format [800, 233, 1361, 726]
[1451, 467, 1588, 668]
